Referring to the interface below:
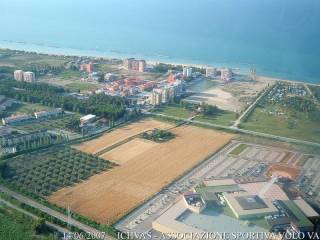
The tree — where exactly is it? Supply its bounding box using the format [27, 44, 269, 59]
[202, 103, 218, 116]
[32, 218, 48, 234]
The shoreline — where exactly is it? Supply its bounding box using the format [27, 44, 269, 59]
[0, 43, 319, 87]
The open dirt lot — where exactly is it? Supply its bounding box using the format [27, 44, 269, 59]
[73, 118, 172, 155]
[48, 123, 233, 224]
[100, 138, 157, 165]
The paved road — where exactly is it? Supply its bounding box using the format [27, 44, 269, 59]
[0, 186, 117, 240]
[148, 112, 320, 148]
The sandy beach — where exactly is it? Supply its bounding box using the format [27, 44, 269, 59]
[1, 45, 318, 87]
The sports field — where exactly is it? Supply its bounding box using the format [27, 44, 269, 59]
[48, 120, 233, 224]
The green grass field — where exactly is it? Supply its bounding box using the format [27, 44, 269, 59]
[0, 204, 57, 240]
[12, 103, 53, 115]
[229, 143, 249, 155]
[241, 104, 320, 143]
[66, 82, 101, 92]
[152, 104, 195, 119]
[1, 146, 114, 196]
[193, 110, 237, 126]
[95, 63, 120, 73]
[56, 70, 82, 80]
[0, 103, 53, 121]
[13, 114, 81, 133]
[310, 85, 320, 101]
[0, 49, 70, 68]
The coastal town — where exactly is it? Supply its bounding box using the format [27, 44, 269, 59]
[0, 48, 320, 240]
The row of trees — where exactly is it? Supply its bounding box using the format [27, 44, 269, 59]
[311, 86, 320, 101]
[0, 79, 127, 119]
[0, 146, 112, 196]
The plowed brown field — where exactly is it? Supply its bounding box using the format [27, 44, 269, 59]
[48, 121, 233, 224]
[73, 118, 172, 155]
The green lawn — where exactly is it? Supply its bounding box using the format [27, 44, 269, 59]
[95, 63, 120, 73]
[152, 104, 195, 119]
[66, 82, 101, 92]
[13, 114, 81, 133]
[0, 204, 57, 240]
[56, 70, 82, 80]
[194, 110, 237, 126]
[0, 103, 53, 121]
[229, 143, 249, 155]
[241, 105, 320, 143]
[12, 103, 53, 115]
[0, 49, 70, 68]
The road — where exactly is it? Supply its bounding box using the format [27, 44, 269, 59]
[0, 197, 70, 236]
[148, 112, 320, 148]
[232, 85, 272, 128]
[0, 185, 117, 240]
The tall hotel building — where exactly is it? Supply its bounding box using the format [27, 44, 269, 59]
[182, 67, 193, 77]
[23, 72, 36, 83]
[14, 70, 24, 81]
[123, 58, 146, 73]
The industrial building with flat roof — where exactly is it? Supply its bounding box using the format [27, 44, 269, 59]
[224, 192, 278, 219]
[152, 179, 319, 238]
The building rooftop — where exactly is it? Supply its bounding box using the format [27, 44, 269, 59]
[235, 195, 268, 210]
[224, 192, 278, 218]
[280, 200, 314, 229]
[183, 193, 204, 207]
[153, 199, 268, 238]
[203, 178, 237, 187]
[239, 182, 289, 201]
[80, 114, 96, 121]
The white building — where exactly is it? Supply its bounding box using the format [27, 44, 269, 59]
[206, 67, 216, 78]
[2, 114, 34, 125]
[80, 114, 96, 125]
[23, 71, 36, 82]
[161, 88, 169, 104]
[182, 67, 192, 77]
[150, 80, 183, 106]
[220, 68, 232, 82]
[138, 60, 146, 73]
[150, 89, 162, 106]
[104, 73, 118, 81]
[14, 70, 24, 81]
[172, 80, 183, 97]
[34, 108, 63, 119]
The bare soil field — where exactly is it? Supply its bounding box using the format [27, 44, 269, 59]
[48, 123, 233, 224]
[73, 118, 172, 155]
[267, 164, 301, 180]
[100, 138, 157, 164]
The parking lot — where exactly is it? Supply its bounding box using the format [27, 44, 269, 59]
[115, 141, 304, 234]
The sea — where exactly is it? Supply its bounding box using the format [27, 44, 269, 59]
[0, 0, 320, 83]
